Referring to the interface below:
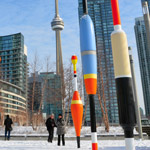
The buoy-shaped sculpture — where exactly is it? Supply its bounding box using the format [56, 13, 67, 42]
[71, 55, 83, 148]
[79, 0, 98, 149]
[111, 0, 136, 150]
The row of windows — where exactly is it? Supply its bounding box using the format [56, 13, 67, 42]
[0, 98, 26, 108]
[0, 34, 22, 41]
[1, 83, 25, 97]
[0, 41, 21, 48]
[1, 106, 26, 115]
[0, 92, 26, 104]
[0, 49, 22, 55]
[0, 103, 26, 111]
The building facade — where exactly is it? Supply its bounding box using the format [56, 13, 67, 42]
[78, 0, 118, 124]
[0, 80, 27, 125]
[0, 33, 28, 124]
[28, 72, 62, 120]
[134, 17, 150, 118]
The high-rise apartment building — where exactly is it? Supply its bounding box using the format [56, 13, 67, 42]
[134, 17, 150, 118]
[78, 0, 118, 124]
[0, 33, 28, 125]
[0, 33, 27, 92]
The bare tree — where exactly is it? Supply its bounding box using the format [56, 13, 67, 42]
[36, 56, 54, 128]
[38, 56, 53, 114]
[77, 68, 84, 100]
[63, 63, 74, 124]
[82, 95, 89, 126]
[29, 53, 42, 130]
[97, 65, 110, 132]
[0, 106, 4, 126]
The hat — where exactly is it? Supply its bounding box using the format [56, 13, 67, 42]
[51, 113, 54, 116]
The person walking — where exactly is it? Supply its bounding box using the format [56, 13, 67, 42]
[4, 115, 13, 140]
[56, 114, 66, 146]
[46, 114, 57, 143]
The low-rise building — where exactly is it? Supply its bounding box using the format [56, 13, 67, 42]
[0, 80, 27, 125]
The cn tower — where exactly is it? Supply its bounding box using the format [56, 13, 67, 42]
[51, 0, 64, 75]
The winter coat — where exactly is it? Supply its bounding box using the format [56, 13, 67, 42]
[46, 118, 57, 131]
[4, 117, 13, 131]
[56, 118, 66, 135]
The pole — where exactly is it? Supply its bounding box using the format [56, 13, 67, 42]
[111, 0, 136, 150]
[83, 0, 88, 14]
[128, 47, 143, 139]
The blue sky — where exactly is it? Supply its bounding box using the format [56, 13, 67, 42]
[0, 0, 145, 112]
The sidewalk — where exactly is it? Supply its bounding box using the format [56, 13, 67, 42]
[0, 133, 148, 141]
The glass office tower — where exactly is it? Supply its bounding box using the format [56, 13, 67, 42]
[40, 72, 62, 118]
[0, 33, 28, 125]
[28, 72, 62, 120]
[133, 0, 150, 118]
[78, 0, 119, 124]
[135, 16, 150, 118]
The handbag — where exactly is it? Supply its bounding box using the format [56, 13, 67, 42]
[9, 127, 13, 131]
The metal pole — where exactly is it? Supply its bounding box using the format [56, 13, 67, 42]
[128, 47, 143, 139]
[82, 0, 88, 14]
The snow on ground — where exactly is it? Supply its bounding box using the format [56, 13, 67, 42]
[0, 126, 139, 137]
[0, 140, 149, 150]
[0, 126, 149, 149]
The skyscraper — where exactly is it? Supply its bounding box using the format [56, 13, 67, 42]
[133, 0, 150, 118]
[134, 16, 150, 118]
[0, 33, 28, 125]
[78, 0, 119, 123]
[51, 0, 64, 75]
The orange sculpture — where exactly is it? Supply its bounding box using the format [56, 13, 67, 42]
[71, 55, 83, 148]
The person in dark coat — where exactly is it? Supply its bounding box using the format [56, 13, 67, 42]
[4, 115, 13, 140]
[56, 114, 66, 146]
[46, 114, 57, 143]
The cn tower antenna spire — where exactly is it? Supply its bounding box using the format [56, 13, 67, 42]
[55, 0, 59, 17]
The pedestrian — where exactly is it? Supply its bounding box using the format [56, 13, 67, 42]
[56, 114, 66, 146]
[4, 115, 13, 140]
[46, 113, 57, 143]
